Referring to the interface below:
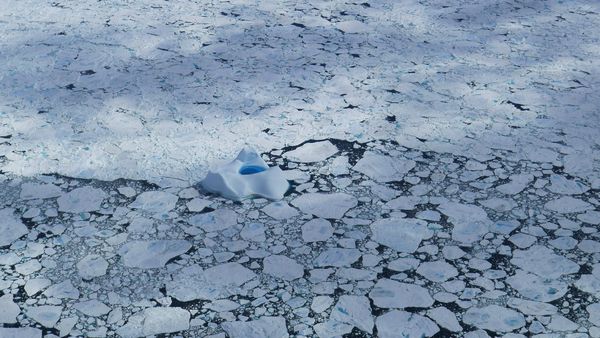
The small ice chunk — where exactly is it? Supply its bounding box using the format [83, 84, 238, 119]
[496, 174, 533, 195]
[416, 261, 459, 282]
[507, 298, 557, 316]
[376, 310, 439, 338]
[186, 198, 211, 212]
[490, 220, 520, 235]
[129, 191, 178, 214]
[545, 196, 593, 214]
[262, 202, 299, 220]
[24, 278, 51, 296]
[73, 299, 111, 317]
[370, 218, 433, 253]
[438, 202, 491, 243]
[588, 303, 600, 326]
[283, 141, 338, 163]
[578, 240, 600, 253]
[314, 321, 353, 337]
[15, 260, 41, 275]
[77, 254, 108, 279]
[463, 305, 525, 332]
[578, 210, 600, 225]
[167, 263, 256, 301]
[507, 270, 568, 302]
[369, 279, 434, 308]
[43, 280, 80, 299]
[117, 186, 136, 198]
[479, 198, 516, 212]
[57, 186, 107, 213]
[314, 248, 361, 267]
[311, 296, 334, 313]
[575, 274, 600, 295]
[142, 307, 190, 336]
[0, 253, 20, 266]
[178, 187, 199, 199]
[240, 222, 266, 242]
[188, 208, 237, 232]
[548, 175, 589, 195]
[26, 306, 62, 327]
[302, 218, 333, 242]
[0, 208, 29, 247]
[427, 307, 462, 332]
[384, 196, 423, 210]
[263, 255, 304, 280]
[20, 182, 62, 200]
[0, 328, 42, 338]
[0, 294, 20, 324]
[353, 152, 415, 182]
[511, 245, 579, 278]
[291, 192, 357, 219]
[119, 240, 191, 268]
[329, 156, 349, 176]
[330, 295, 374, 334]
[222, 316, 289, 338]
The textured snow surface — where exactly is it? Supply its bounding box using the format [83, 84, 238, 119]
[1, 0, 600, 336]
[1, 0, 599, 183]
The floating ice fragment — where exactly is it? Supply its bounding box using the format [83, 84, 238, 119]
[57, 186, 107, 213]
[369, 279, 434, 308]
[463, 305, 525, 332]
[129, 191, 178, 214]
[0, 294, 20, 324]
[353, 152, 415, 182]
[510, 245, 579, 278]
[376, 310, 439, 338]
[201, 147, 289, 200]
[142, 308, 190, 336]
[0, 208, 28, 247]
[26, 306, 62, 327]
[73, 300, 111, 317]
[416, 261, 459, 282]
[0, 327, 42, 338]
[283, 140, 338, 163]
[77, 254, 108, 280]
[222, 316, 289, 338]
[263, 255, 304, 280]
[118, 240, 191, 268]
[544, 196, 593, 213]
[167, 263, 256, 301]
[291, 192, 357, 219]
[370, 218, 433, 253]
[20, 182, 62, 200]
[506, 270, 568, 302]
[330, 296, 374, 334]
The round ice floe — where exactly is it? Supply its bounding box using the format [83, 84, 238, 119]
[77, 254, 109, 280]
[463, 305, 525, 332]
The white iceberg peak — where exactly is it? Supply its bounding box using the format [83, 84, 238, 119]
[200, 147, 289, 201]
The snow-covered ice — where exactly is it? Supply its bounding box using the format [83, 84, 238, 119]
[0, 208, 28, 247]
[118, 240, 191, 268]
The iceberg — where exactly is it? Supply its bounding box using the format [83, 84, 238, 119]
[200, 147, 289, 201]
